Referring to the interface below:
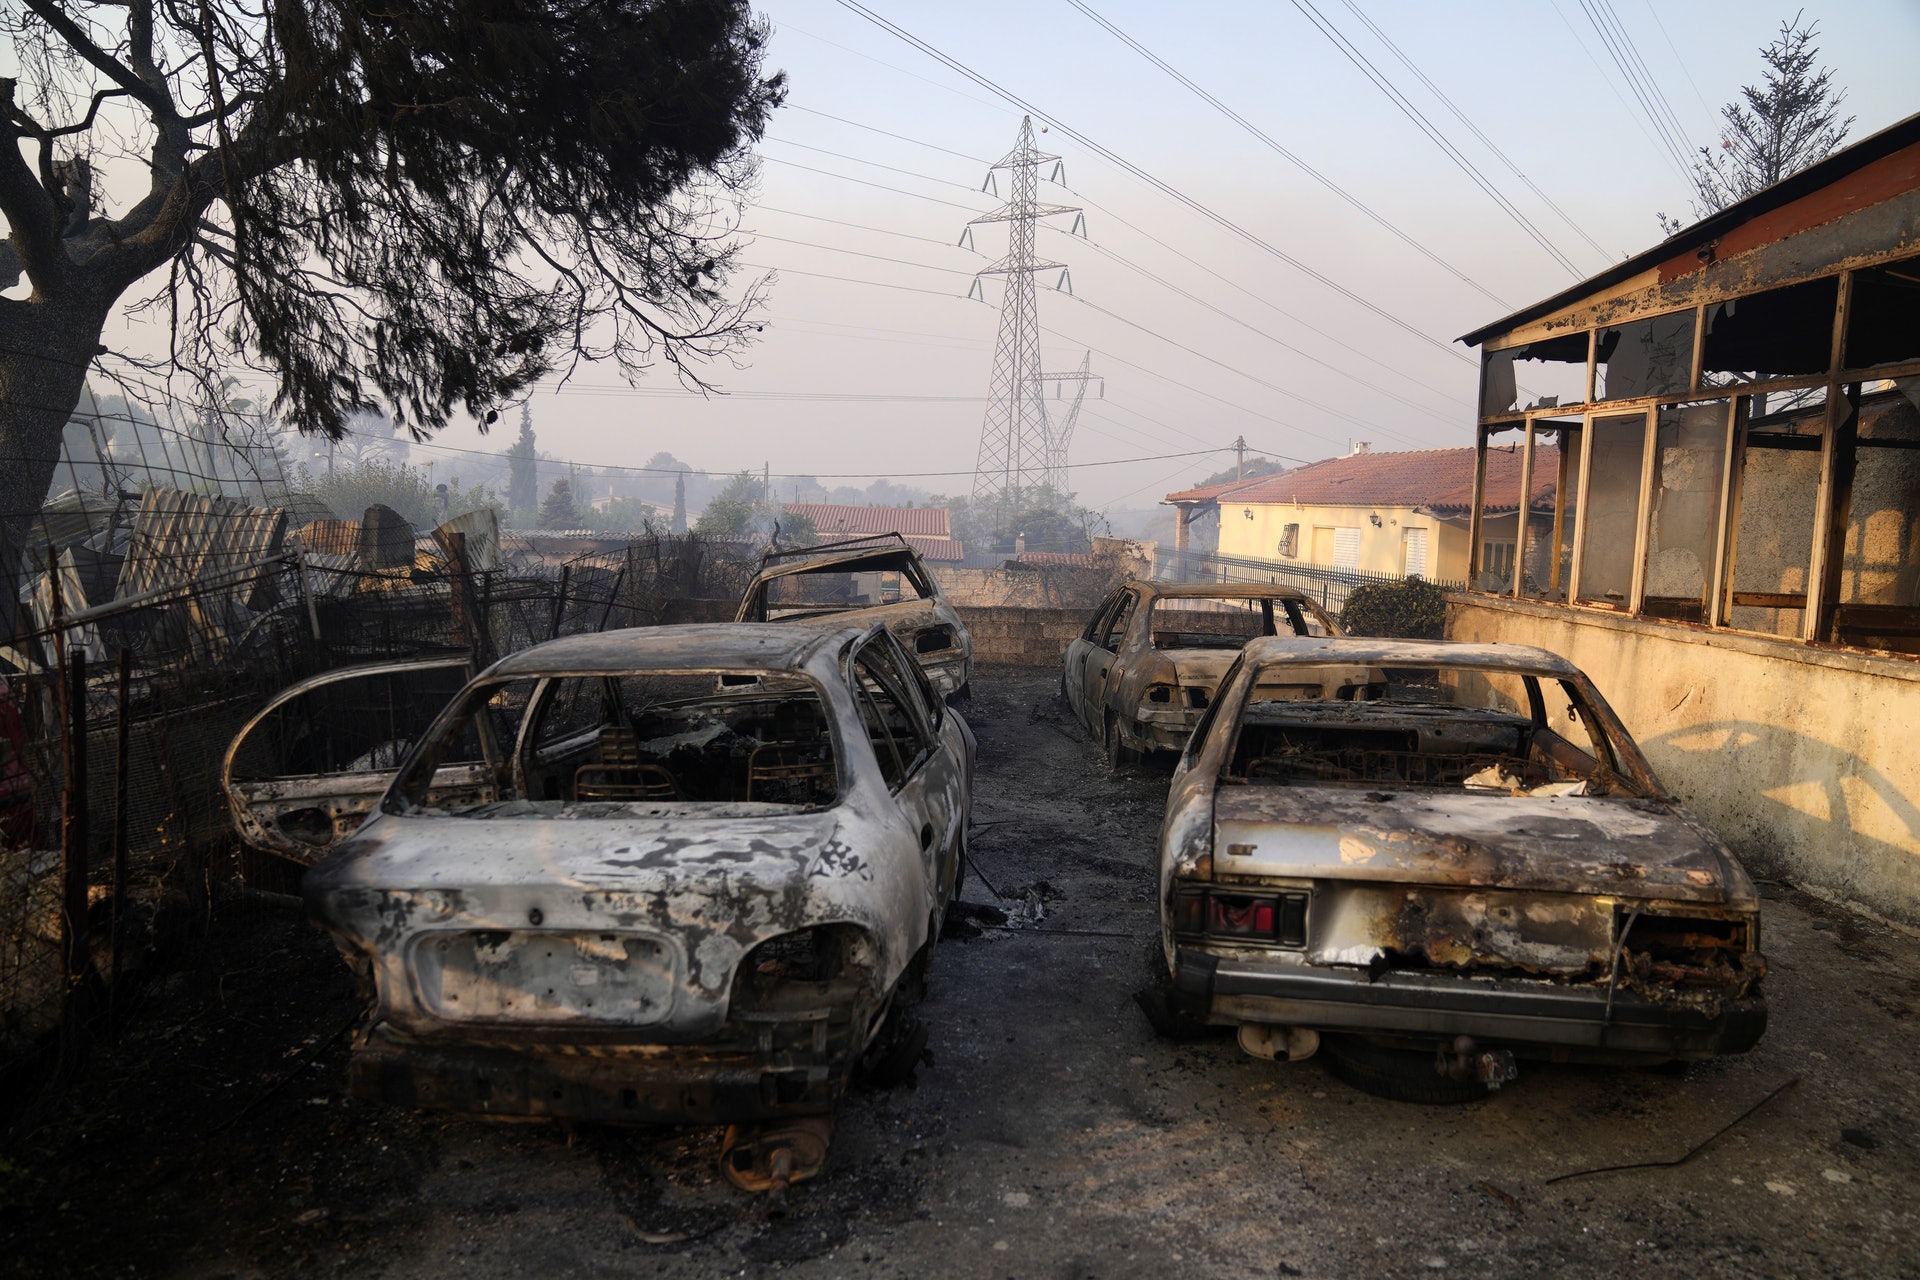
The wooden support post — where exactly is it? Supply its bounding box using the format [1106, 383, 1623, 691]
[1627, 408, 1658, 614]
[1805, 272, 1858, 644]
[110, 647, 130, 1036]
[1512, 422, 1536, 598]
[1568, 414, 1598, 603]
[1708, 397, 1748, 628]
[1467, 425, 1490, 586]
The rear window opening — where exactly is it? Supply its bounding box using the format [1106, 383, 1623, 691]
[747, 551, 935, 622]
[393, 672, 839, 817]
[1222, 662, 1635, 797]
[1149, 596, 1329, 651]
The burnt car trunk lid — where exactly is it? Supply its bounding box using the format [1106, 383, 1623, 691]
[1212, 787, 1743, 905]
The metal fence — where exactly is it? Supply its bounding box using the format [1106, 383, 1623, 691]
[1152, 547, 1464, 619]
[0, 527, 761, 1116]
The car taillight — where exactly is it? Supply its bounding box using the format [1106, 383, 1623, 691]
[915, 627, 953, 654]
[1184, 686, 1210, 709]
[1147, 683, 1174, 703]
[1174, 889, 1309, 947]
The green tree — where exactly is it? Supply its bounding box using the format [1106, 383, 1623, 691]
[693, 470, 762, 537]
[1658, 14, 1852, 233]
[0, 0, 783, 630]
[539, 478, 580, 529]
[506, 405, 539, 516]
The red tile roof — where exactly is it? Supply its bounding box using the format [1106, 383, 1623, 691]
[1012, 551, 1093, 567]
[1171, 447, 1556, 517]
[905, 534, 965, 562]
[1163, 474, 1271, 504]
[782, 502, 953, 539]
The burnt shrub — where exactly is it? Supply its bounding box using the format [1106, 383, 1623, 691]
[1340, 577, 1447, 639]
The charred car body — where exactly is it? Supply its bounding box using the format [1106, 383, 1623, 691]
[1155, 638, 1765, 1097]
[1064, 582, 1340, 765]
[737, 535, 971, 701]
[224, 623, 973, 1156]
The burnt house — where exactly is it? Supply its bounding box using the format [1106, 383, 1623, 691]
[1453, 111, 1920, 924]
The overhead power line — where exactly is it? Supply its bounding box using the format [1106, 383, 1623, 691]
[832, 0, 1476, 365]
[1333, 0, 1614, 265]
[752, 103, 1472, 412]
[1064, 0, 1510, 307]
[1574, 0, 1695, 179]
[1287, 0, 1585, 278]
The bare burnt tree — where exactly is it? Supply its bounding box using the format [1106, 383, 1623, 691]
[1658, 12, 1852, 234]
[0, 0, 784, 627]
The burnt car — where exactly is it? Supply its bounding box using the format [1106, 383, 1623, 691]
[1064, 581, 1341, 765]
[224, 623, 973, 1187]
[736, 535, 971, 700]
[1153, 638, 1766, 1101]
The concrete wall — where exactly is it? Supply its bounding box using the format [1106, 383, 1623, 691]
[1447, 592, 1920, 927]
[956, 606, 1089, 668]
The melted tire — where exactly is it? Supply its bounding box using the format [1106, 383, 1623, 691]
[1320, 1035, 1494, 1105]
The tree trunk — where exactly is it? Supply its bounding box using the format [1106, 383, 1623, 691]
[0, 300, 112, 638]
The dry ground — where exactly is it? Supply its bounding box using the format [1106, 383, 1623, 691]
[4, 666, 1918, 1279]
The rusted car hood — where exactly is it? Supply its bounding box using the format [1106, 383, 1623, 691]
[1213, 787, 1748, 906]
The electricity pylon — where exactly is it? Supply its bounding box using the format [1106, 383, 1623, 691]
[1034, 352, 1102, 494]
[965, 117, 1085, 511]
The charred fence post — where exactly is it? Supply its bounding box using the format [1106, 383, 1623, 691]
[61, 648, 89, 994]
[110, 646, 131, 1037]
[550, 565, 571, 640]
[448, 531, 470, 649]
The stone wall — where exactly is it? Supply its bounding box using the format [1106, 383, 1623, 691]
[1447, 592, 1920, 927]
[957, 606, 1089, 667]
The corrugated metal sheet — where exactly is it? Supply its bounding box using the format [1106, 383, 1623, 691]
[117, 488, 288, 599]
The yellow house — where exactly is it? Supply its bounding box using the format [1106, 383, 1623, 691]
[1164, 446, 1554, 586]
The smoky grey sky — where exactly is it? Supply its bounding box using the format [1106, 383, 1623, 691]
[104, 1, 1920, 513]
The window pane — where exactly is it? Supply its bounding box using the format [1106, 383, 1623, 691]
[1640, 402, 1730, 622]
[1700, 277, 1837, 389]
[1833, 385, 1920, 652]
[1521, 421, 1578, 600]
[1474, 425, 1525, 591]
[1481, 333, 1590, 416]
[1575, 413, 1650, 606]
[1726, 393, 1823, 636]
[1845, 255, 1920, 371]
[1596, 311, 1694, 401]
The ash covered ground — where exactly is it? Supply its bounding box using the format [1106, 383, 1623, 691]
[4, 668, 1918, 1279]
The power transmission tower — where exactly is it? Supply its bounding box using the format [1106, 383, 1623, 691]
[965, 117, 1085, 515]
[1033, 352, 1102, 494]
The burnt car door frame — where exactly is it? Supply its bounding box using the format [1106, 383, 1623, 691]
[847, 629, 963, 917]
[222, 655, 482, 862]
[1081, 587, 1139, 736]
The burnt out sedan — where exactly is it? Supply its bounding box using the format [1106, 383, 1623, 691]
[1064, 581, 1340, 765]
[737, 534, 971, 701]
[224, 623, 972, 1187]
[1154, 638, 1766, 1101]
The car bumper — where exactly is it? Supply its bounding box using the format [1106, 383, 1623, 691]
[1173, 947, 1766, 1060]
[1125, 711, 1201, 753]
[349, 1024, 847, 1125]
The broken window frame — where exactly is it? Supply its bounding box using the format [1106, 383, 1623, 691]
[1470, 253, 1920, 657]
[1515, 414, 1581, 602]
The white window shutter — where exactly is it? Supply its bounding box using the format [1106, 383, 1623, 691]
[1403, 527, 1429, 577]
[1333, 526, 1361, 570]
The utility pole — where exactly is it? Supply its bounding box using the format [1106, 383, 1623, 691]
[1234, 435, 1247, 481]
[966, 117, 1085, 516]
